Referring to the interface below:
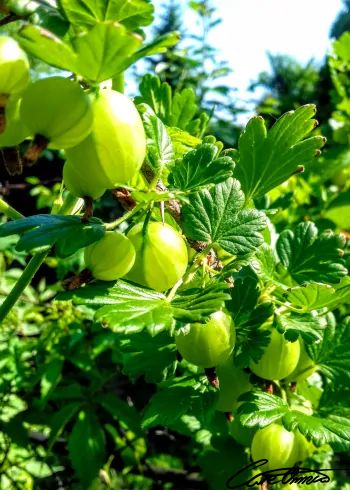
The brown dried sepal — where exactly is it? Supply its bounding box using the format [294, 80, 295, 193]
[62, 268, 92, 291]
[1, 147, 23, 175]
[225, 412, 234, 422]
[82, 196, 94, 222]
[205, 367, 219, 389]
[112, 187, 136, 211]
[24, 134, 49, 166]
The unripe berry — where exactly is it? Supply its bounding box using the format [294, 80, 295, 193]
[65, 90, 146, 188]
[249, 328, 300, 381]
[175, 311, 236, 368]
[0, 36, 29, 97]
[20, 76, 93, 156]
[0, 36, 30, 133]
[84, 232, 136, 281]
[126, 222, 188, 292]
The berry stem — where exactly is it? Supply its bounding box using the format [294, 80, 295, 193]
[0, 251, 48, 324]
[24, 134, 49, 165]
[0, 195, 79, 323]
[105, 202, 145, 230]
[0, 197, 24, 220]
[0, 106, 6, 133]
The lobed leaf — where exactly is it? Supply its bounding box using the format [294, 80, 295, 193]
[276, 221, 348, 284]
[182, 178, 266, 256]
[168, 143, 235, 192]
[235, 105, 325, 201]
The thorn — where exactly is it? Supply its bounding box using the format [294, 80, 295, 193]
[1, 147, 23, 175]
[205, 367, 219, 389]
[313, 119, 319, 128]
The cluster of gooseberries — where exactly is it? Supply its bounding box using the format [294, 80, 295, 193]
[1, 35, 317, 468]
[0, 35, 188, 292]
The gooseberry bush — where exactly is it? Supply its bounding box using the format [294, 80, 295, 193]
[0, 1, 349, 489]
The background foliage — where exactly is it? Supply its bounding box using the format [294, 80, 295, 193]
[0, 0, 349, 489]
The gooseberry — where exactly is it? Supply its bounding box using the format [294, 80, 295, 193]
[175, 311, 236, 368]
[84, 231, 136, 281]
[63, 157, 107, 200]
[285, 341, 315, 383]
[126, 221, 188, 292]
[229, 417, 256, 447]
[249, 328, 300, 381]
[0, 36, 29, 133]
[0, 96, 30, 148]
[216, 356, 251, 412]
[251, 423, 299, 471]
[0, 36, 29, 97]
[65, 89, 146, 188]
[20, 76, 93, 152]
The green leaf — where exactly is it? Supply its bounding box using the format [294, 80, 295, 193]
[182, 178, 266, 256]
[58, 280, 173, 335]
[198, 436, 249, 490]
[276, 221, 348, 284]
[285, 278, 350, 312]
[0, 215, 105, 258]
[40, 358, 63, 402]
[48, 403, 81, 450]
[282, 410, 350, 450]
[18, 25, 77, 72]
[250, 243, 276, 281]
[68, 410, 106, 487]
[129, 31, 180, 63]
[115, 331, 177, 383]
[237, 391, 289, 427]
[136, 75, 208, 137]
[58, 0, 154, 30]
[172, 282, 230, 323]
[74, 22, 142, 83]
[236, 105, 325, 200]
[168, 143, 235, 192]
[324, 190, 350, 229]
[142, 377, 216, 429]
[138, 103, 174, 174]
[226, 276, 273, 365]
[307, 318, 350, 383]
[275, 311, 326, 343]
[99, 393, 141, 434]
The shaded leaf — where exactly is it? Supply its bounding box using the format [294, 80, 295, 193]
[0, 215, 104, 258]
[58, 280, 173, 335]
[115, 331, 177, 383]
[68, 410, 106, 487]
